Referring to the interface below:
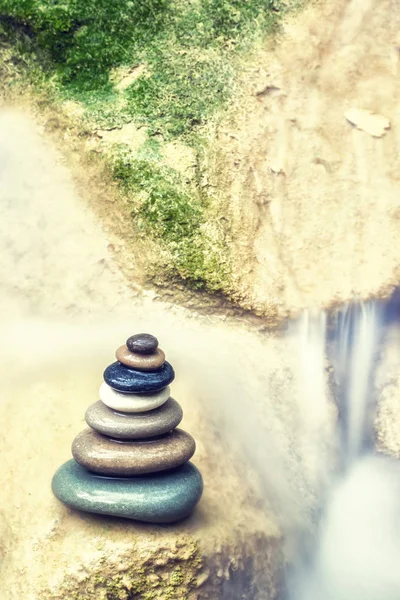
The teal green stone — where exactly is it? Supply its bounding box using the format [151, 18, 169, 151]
[52, 459, 203, 524]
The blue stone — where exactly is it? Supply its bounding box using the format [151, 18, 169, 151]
[104, 361, 175, 393]
[52, 459, 203, 524]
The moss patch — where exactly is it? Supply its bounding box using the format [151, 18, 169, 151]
[110, 143, 231, 291]
[0, 0, 285, 136]
[0, 0, 300, 294]
[54, 539, 205, 599]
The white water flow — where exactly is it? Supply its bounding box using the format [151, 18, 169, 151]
[288, 295, 400, 600]
[331, 300, 383, 466]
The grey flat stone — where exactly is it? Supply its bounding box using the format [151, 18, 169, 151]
[85, 398, 183, 440]
[52, 459, 203, 523]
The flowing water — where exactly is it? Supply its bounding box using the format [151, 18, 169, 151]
[287, 293, 400, 600]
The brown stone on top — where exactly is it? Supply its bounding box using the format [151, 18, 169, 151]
[126, 333, 158, 354]
[72, 428, 196, 476]
[116, 345, 165, 371]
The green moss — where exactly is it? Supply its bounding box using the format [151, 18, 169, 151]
[124, 48, 233, 139]
[104, 577, 127, 600]
[136, 138, 163, 162]
[0, 0, 298, 296]
[0, 0, 288, 138]
[110, 144, 231, 291]
[140, 593, 157, 600]
[175, 0, 281, 50]
[0, 21, 47, 92]
[112, 147, 201, 240]
[170, 234, 231, 291]
[169, 567, 185, 587]
[1, 0, 172, 87]
[93, 574, 106, 586]
[54, 540, 204, 599]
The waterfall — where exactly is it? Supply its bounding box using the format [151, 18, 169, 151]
[287, 291, 400, 600]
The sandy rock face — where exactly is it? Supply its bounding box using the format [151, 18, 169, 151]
[212, 0, 400, 317]
[28, 532, 281, 600]
[0, 110, 284, 600]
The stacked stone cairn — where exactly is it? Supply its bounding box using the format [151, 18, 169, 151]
[52, 333, 203, 523]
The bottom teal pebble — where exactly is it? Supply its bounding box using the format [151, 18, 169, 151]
[52, 459, 203, 524]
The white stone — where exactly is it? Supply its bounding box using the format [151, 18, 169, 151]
[99, 382, 170, 413]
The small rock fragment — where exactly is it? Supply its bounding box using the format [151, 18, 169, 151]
[268, 158, 285, 174]
[344, 108, 390, 137]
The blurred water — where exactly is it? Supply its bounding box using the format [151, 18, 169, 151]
[288, 292, 400, 600]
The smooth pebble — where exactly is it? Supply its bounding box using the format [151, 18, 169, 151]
[72, 427, 196, 476]
[126, 333, 158, 354]
[104, 361, 174, 393]
[116, 345, 165, 371]
[100, 382, 170, 413]
[52, 459, 203, 523]
[85, 398, 183, 440]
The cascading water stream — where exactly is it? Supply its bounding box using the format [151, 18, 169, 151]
[329, 299, 384, 467]
[287, 291, 400, 600]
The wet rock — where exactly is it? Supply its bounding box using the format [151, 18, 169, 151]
[85, 398, 183, 439]
[72, 428, 196, 476]
[52, 459, 203, 523]
[99, 382, 170, 413]
[104, 361, 174, 393]
[126, 333, 158, 354]
[116, 345, 165, 371]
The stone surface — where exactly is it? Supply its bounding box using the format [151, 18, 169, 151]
[104, 360, 174, 393]
[126, 333, 158, 354]
[100, 382, 170, 412]
[72, 428, 196, 475]
[116, 345, 165, 371]
[85, 398, 183, 439]
[52, 459, 203, 523]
